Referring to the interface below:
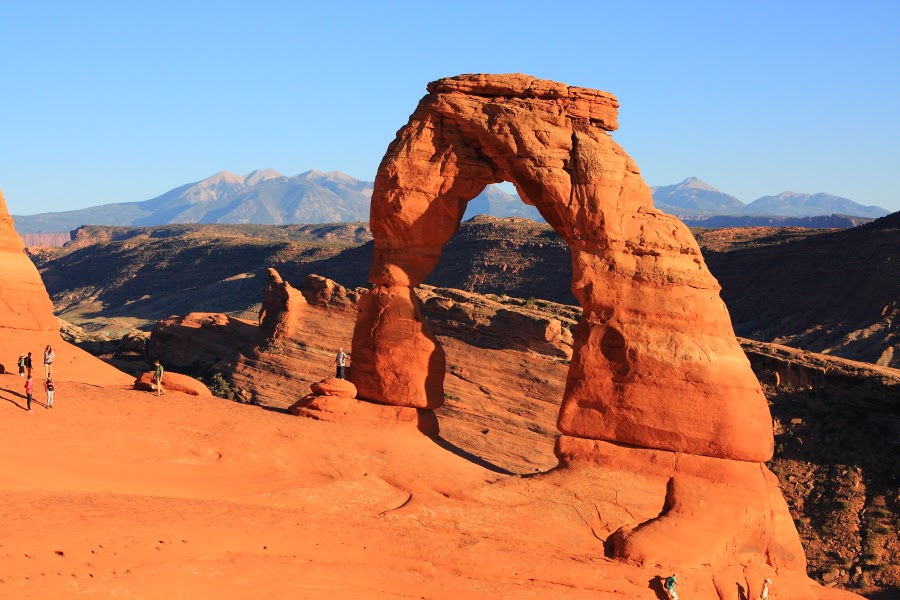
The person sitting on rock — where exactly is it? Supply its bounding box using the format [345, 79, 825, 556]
[335, 348, 348, 380]
[664, 573, 678, 600]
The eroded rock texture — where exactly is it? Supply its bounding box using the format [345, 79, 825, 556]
[351, 74, 771, 462]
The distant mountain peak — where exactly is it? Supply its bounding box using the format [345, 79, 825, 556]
[244, 169, 284, 186]
[200, 171, 245, 186]
[676, 177, 720, 192]
[299, 169, 357, 182]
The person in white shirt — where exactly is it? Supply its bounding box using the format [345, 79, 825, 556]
[335, 348, 348, 379]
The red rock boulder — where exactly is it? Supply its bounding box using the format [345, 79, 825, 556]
[310, 377, 357, 398]
[135, 371, 212, 397]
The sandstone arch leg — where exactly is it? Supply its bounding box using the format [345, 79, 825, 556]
[351, 285, 446, 408]
[350, 112, 498, 407]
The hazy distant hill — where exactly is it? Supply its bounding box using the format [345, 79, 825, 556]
[13, 169, 374, 233]
[681, 214, 874, 229]
[462, 185, 542, 222]
[650, 178, 889, 219]
[741, 191, 888, 218]
[651, 177, 745, 215]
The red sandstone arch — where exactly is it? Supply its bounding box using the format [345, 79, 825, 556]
[350, 74, 773, 463]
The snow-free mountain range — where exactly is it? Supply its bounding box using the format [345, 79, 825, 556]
[12, 170, 890, 234]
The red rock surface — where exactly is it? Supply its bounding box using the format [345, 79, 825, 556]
[310, 377, 357, 398]
[0, 189, 131, 386]
[149, 312, 257, 372]
[134, 370, 213, 397]
[352, 74, 771, 462]
[4, 375, 858, 599]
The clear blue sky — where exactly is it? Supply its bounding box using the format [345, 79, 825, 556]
[2, 0, 898, 214]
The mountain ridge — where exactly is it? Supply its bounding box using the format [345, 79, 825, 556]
[12, 172, 891, 233]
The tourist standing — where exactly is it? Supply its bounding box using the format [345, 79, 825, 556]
[43, 345, 55, 377]
[335, 348, 347, 380]
[45, 377, 55, 409]
[24, 375, 34, 412]
[17, 353, 26, 376]
[24, 352, 33, 377]
[760, 578, 772, 599]
[153, 360, 166, 396]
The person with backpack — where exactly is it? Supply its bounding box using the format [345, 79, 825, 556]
[45, 377, 55, 409]
[17, 353, 26, 377]
[43, 345, 55, 377]
[24, 375, 34, 412]
[664, 574, 679, 600]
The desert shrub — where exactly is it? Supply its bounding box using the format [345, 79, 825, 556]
[208, 372, 235, 400]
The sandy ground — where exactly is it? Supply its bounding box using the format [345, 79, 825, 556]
[1, 373, 675, 599]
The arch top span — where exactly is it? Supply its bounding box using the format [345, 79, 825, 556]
[351, 73, 774, 463]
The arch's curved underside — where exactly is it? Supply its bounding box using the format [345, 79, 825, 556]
[351, 74, 773, 463]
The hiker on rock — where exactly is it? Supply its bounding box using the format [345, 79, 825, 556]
[24, 352, 33, 378]
[664, 573, 678, 600]
[153, 360, 166, 396]
[335, 348, 348, 380]
[24, 375, 34, 412]
[43, 345, 55, 377]
[17, 353, 26, 377]
[45, 376, 55, 409]
[760, 578, 772, 599]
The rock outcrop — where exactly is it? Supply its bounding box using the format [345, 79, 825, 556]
[288, 376, 439, 435]
[258, 268, 307, 352]
[0, 190, 60, 334]
[0, 189, 131, 386]
[134, 371, 213, 397]
[351, 74, 771, 461]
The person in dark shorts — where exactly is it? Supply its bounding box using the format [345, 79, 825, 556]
[24, 352, 33, 378]
[24, 375, 34, 412]
[335, 348, 348, 379]
[43, 345, 55, 377]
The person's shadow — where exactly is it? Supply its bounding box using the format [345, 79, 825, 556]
[737, 582, 749, 600]
[0, 385, 29, 410]
[647, 576, 669, 600]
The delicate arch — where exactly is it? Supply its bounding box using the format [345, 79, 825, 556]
[351, 74, 773, 462]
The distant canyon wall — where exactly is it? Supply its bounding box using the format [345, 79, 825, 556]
[20, 231, 72, 248]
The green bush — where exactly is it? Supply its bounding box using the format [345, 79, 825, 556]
[208, 373, 235, 400]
